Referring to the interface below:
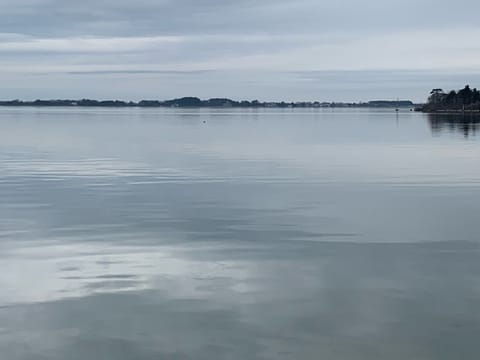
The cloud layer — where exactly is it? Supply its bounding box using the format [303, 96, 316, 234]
[1, 0, 479, 101]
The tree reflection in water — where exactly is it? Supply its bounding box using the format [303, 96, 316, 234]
[428, 113, 480, 138]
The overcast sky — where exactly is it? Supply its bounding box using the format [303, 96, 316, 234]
[1, 0, 480, 101]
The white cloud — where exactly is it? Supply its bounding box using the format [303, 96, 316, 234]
[0, 35, 182, 53]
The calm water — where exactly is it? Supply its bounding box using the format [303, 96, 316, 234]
[1, 107, 480, 359]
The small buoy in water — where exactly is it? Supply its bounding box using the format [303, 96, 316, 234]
[203, 120, 206, 123]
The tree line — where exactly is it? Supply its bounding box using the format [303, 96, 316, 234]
[422, 85, 480, 112]
[0, 97, 413, 108]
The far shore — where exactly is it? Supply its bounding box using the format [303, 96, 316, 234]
[0, 98, 417, 109]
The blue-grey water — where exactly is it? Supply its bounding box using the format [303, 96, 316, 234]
[1, 107, 480, 360]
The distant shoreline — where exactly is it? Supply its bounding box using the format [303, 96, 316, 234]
[0, 98, 416, 109]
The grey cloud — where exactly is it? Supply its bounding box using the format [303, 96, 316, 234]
[2, 69, 480, 102]
[1, 0, 479, 37]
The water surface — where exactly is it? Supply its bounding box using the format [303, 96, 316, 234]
[1, 108, 480, 359]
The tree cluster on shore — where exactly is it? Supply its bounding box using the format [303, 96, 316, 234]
[0, 97, 413, 108]
[420, 85, 480, 112]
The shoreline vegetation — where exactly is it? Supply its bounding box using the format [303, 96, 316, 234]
[417, 85, 480, 113]
[0, 98, 415, 109]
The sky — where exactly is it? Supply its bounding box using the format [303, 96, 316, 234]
[1, 0, 480, 102]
